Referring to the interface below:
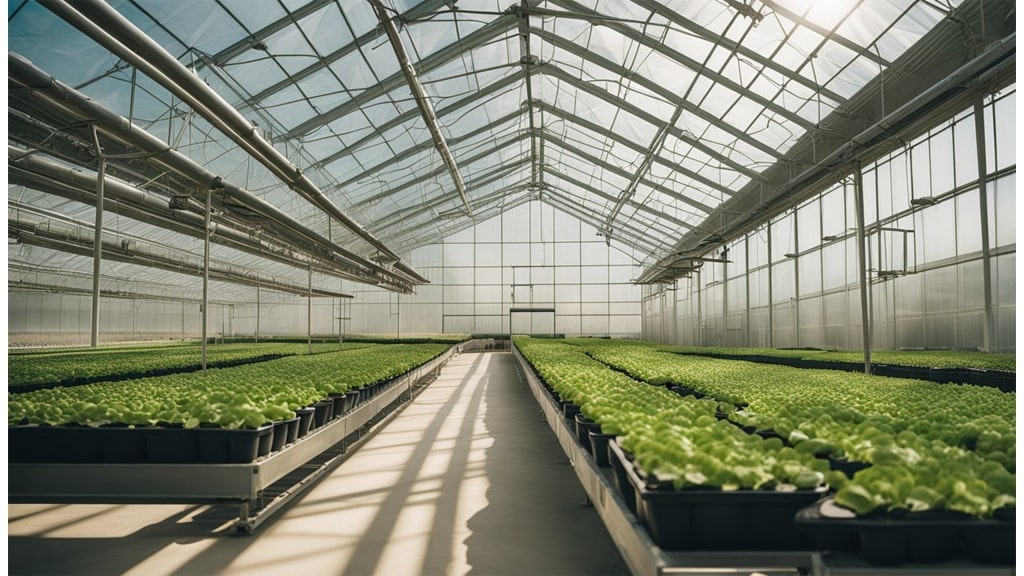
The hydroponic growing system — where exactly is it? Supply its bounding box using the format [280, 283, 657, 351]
[8, 0, 1016, 574]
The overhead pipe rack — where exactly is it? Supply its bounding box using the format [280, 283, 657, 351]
[8, 212, 352, 300]
[37, 0, 427, 286]
[8, 52, 418, 294]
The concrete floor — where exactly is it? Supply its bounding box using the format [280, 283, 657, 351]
[9, 351, 629, 576]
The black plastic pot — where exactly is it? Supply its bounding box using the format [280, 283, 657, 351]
[589, 432, 614, 468]
[311, 400, 334, 429]
[295, 407, 314, 438]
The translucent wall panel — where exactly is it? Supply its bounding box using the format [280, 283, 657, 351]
[772, 260, 795, 303]
[992, 91, 1015, 171]
[642, 92, 1015, 352]
[772, 302, 796, 349]
[9, 290, 227, 346]
[799, 297, 823, 347]
[799, 251, 822, 295]
[771, 214, 796, 261]
[989, 174, 1015, 249]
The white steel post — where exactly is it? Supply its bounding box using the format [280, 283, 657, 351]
[974, 99, 995, 351]
[90, 127, 105, 348]
[202, 186, 211, 374]
[853, 165, 872, 373]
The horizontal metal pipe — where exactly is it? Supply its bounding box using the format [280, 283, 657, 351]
[8, 146, 371, 281]
[43, 0, 422, 280]
[369, 0, 473, 219]
[8, 51, 419, 292]
[9, 214, 352, 299]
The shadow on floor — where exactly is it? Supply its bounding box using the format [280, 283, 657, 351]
[464, 353, 629, 576]
[169, 353, 491, 576]
[9, 505, 213, 575]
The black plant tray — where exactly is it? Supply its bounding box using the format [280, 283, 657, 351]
[609, 439, 825, 551]
[11, 425, 108, 463]
[795, 497, 1015, 566]
[670, 351, 1015, 391]
[197, 425, 274, 464]
[11, 422, 277, 464]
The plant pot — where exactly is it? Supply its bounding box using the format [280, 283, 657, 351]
[257, 424, 274, 457]
[271, 418, 298, 452]
[562, 402, 581, 420]
[589, 432, 614, 468]
[573, 413, 601, 451]
[328, 393, 346, 419]
[10, 425, 103, 463]
[99, 424, 148, 463]
[197, 424, 273, 463]
[795, 497, 1014, 565]
[295, 407, 314, 438]
[146, 426, 199, 463]
[608, 438, 638, 515]
[339, 392, 355, 414]
[347, 388, 362, 408]
[311, 400, 333, 429]
[284, 416, 300, 444]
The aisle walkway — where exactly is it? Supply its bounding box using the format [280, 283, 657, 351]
[9, 351, 628, 576]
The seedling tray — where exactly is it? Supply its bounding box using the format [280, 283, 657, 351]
[795, 497, 1015, 566]
[610, 438, 825, 551]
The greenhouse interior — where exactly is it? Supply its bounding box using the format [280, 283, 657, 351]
[6, 0, 1018, 575]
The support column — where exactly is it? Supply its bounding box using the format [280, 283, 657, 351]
[307, 264, 313, 355]
[853, 165, 872, 374]
[255, 284, 260, 343]
[974, 98, 995, 351]
[695, 270, 703, 346]
[90, 127, 105, 348]
[202, 186, 211, 374]
[744, 237, 751, 347]
[792, 211, 800, 347]
[767, 222, 774, 349]
[722, 261, 729, 347]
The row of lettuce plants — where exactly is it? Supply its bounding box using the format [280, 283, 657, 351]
[8, 343, 450, 429]
[8, 342, 375, 389]
[575, 339, 1014, 518]
[662, 344, 1015, 372]
[515, 337, 840, 492]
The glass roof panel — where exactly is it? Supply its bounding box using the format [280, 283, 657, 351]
[443, 89, 523, 138]
[875, 4, 948, 62]
[8, 0, 991, 290]
[405, 17, 488, 61]
[338, 1, 377, 38]
[660, 0, 730, 32]
[104, 1, 186, 56]
[256, 84, 319, 131]
[219, 55, 292, 98]
[827, 53, 884, 99]
[8, 3, 114, 87]
[218, 0, 288, 32]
